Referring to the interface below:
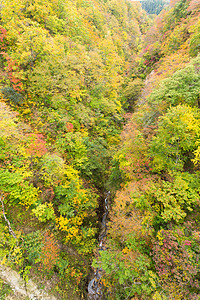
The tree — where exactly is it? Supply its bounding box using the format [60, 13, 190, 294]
[123, 78, 144, 109]
[152, 227, 200, 299]
[147, 55, 200, 111]
[149, 104, 200, 172]
[150, 172, 200, 223]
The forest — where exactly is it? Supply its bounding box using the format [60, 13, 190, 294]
[0, 0, 199, 299]
[140, 0, 169, 15]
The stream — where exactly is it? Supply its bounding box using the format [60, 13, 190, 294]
[88, 192, 110, 300]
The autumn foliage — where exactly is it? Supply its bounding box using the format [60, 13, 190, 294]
[0, 0, 200, 298]
[25, 134, 47, 157]
[96, 0, 200, 299]
[39, 231, 59, 272]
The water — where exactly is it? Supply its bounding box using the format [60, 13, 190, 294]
[88, 192, 110, 299]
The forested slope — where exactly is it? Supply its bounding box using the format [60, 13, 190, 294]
[140, 0, 169, 15]
[0, 0, 200, 299]
[0, 0, 147, 298]
[97, 0, 200, 299]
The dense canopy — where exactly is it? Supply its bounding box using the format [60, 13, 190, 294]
[0, 0, 200, 299]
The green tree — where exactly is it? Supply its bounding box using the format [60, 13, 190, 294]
[149, 104, 200, 172]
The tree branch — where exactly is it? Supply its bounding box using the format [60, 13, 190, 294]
[0, 193, 17, 239]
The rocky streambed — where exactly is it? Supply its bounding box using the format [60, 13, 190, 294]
[88, 192, 110, 300]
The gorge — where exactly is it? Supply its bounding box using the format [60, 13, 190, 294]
[0, 0, 200, 299]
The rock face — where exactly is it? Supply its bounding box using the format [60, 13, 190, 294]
[0, 264, 57, 300]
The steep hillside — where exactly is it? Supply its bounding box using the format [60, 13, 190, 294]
[96, 0, 200, 299]
[141, 0, 169, 15]
[1, 0, 200, 299]
[0, 0, 149, 298]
